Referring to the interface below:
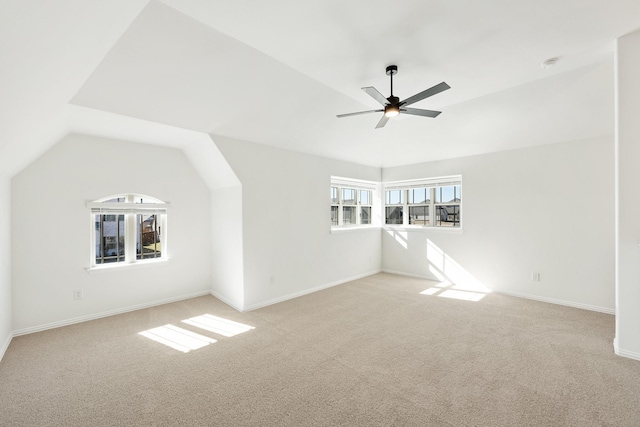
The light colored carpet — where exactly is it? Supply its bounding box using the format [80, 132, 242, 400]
[1, 273, 640, 426]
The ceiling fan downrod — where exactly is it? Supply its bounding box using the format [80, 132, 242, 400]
[386, 65, 398, 98]
[385, 65, 399, 116]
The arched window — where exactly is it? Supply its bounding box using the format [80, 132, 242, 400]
[88, 194, 168, 268]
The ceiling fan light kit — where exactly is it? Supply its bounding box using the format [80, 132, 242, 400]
[337, 64, 450, 128]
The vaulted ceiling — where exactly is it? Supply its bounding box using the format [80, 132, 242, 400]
[1, 0, 639, 176]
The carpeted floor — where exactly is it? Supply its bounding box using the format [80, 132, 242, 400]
[1, 273, 640, 426]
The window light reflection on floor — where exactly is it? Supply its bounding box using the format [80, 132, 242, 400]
[139, 324, 217, 353]
[182, 314, 255, 338]
[438, 289, 486, 302]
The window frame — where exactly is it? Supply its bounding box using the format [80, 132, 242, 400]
[331, 177, 377, 229]
[383, 176, 462, 229]
[87, 194, 169, 270]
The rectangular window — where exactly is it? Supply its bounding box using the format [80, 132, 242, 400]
[331, 178, 376, 228]
[384, 176, 461, 228]
[89, 195, 168, 268]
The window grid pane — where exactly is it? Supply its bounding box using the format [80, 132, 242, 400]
[386, 190, 404, 205]
[360, 206, 371, 225]
[137, 214, 161, 259]
[96, 214, 125, 264]
[408, 188, 430, 204]
[330, 206, 338, 226]
[342, 188, 356, 205]
[385, 206, 403, 224]
[330, 187, 338, 204]
[359, 190, 371, 206]
[409, 206, 429, 225]
[435, 205, 461, 227]
[343, 206, 356, 225]
[436, 185, 461, 203]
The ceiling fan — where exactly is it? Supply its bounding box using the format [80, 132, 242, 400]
[337, 65, 450, 129]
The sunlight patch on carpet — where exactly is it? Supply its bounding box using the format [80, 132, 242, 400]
[139, 324, 217, 353]
[182, 314, 255, 338]
[438, 289, 486, 302]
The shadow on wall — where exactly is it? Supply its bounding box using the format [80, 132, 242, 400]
[386, 230, 491, 301]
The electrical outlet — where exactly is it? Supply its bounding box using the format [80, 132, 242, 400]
[268, 276, 274, 285]
[74, 289, 83, 300]
[530, 272, 540, 282]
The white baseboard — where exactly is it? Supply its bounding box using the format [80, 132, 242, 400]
[242, 270, 382, 312]
[614, 338, 640, 362]
[12, 289, 212, 337]
[494, 289, 615, 315]
[210, 290, 244, 312]
[0, 332, 12, 363]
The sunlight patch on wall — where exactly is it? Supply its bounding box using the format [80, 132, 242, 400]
[421, 239, 491, 302]
[182, 314, 255, 338]
[386, 229, 408, 249]
[139, 324, 217, 353]
[426, 239, 491, 294]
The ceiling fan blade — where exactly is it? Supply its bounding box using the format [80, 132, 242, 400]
[336, 109, 383, 118]
[401, 107, 442, 118]
[375, 114, 390, 129]
[400, 82, 450, 107]
[362, 87, 389, 106]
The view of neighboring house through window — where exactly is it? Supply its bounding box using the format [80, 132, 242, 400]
[359, 189, 372, 225]
[385, 189, 404, 225]
[408, 187, 430, 225]
[384, 176, 462, 228]
[331, 177, 376, 228]
[89, 194, 168, 267]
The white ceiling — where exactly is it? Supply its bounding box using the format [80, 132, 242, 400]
[1, 0, 639, 175]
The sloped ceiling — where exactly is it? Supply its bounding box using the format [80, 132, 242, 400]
[1, 0, 639, 176]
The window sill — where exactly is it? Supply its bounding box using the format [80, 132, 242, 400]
[382, 225, 463, 234]
[331, 225, 381, 234]
[86, 258, 168, 275]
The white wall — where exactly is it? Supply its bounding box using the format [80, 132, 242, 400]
[214, 137, 382, 310]
[0, 177, 11, 360]
[615, 30, 640, 359]
[11, 134, 212, 333]
[210, 186, 244, 310]
[382, 136, 615, 312]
